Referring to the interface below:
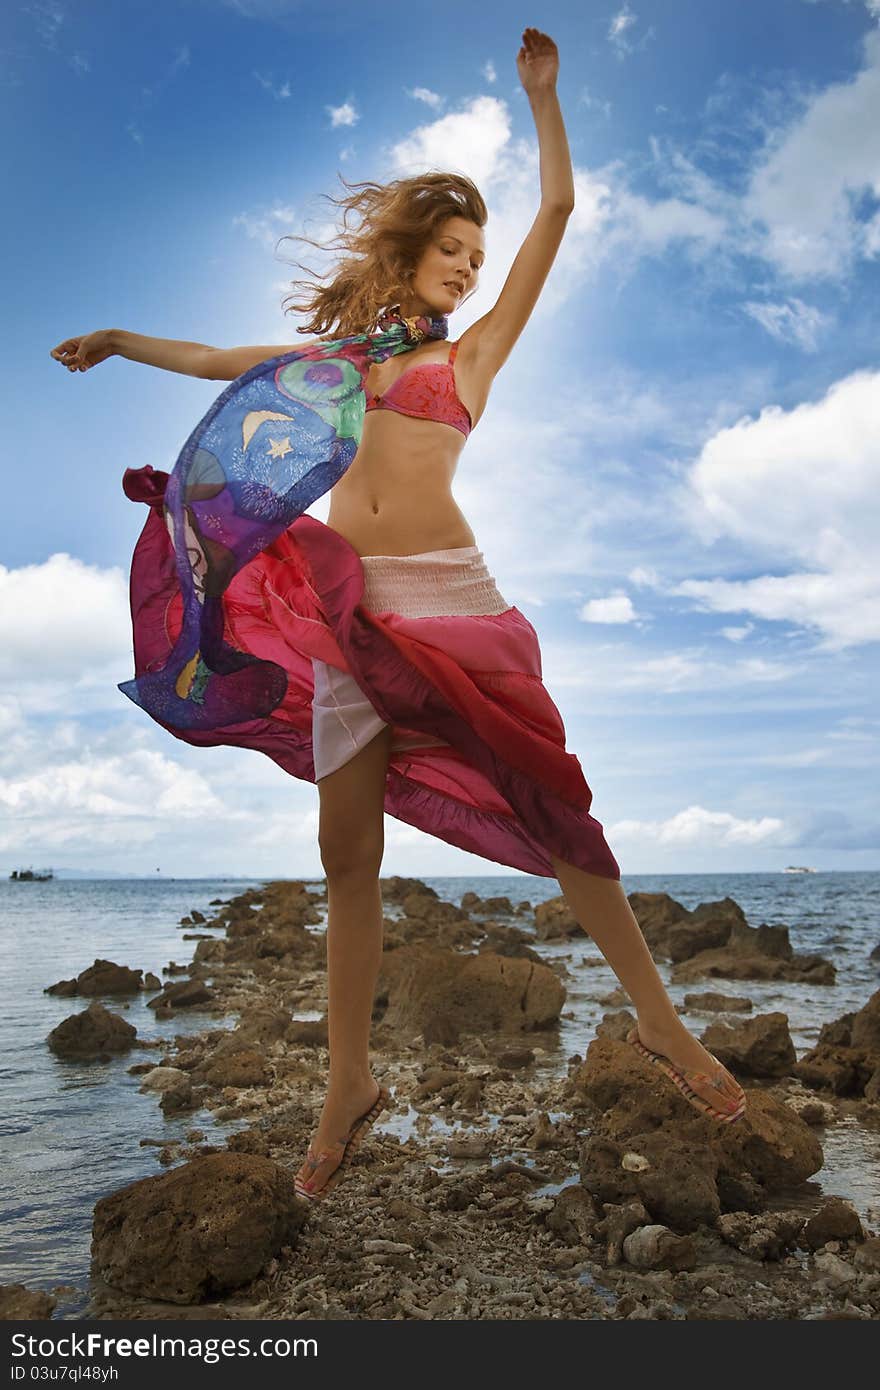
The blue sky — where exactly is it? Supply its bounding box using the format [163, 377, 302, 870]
[2, 0, 879, 878]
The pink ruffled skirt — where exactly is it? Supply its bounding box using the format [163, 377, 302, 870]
[312, 546, 509, 780]
[121, 466, 621, 880]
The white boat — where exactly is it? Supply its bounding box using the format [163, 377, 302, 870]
[782, 865, 817, 874]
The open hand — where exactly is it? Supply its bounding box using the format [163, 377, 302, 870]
[50, 329, 114, 373]
[517, 27, 559, 93]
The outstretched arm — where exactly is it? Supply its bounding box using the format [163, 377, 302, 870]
[51, 329, 324, 380]
[467, 29, 574, 376]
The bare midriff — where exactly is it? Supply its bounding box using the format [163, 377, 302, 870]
[324, 345, 483, 558]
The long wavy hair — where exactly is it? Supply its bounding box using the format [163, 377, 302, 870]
[278, 171, 488, 340]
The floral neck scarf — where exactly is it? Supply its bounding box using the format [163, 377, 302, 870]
[118, 305, 449, 730]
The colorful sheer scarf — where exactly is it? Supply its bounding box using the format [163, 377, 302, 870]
[117, 306, 448, 731]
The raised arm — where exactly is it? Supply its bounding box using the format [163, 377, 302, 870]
[467, 29, 574, 376]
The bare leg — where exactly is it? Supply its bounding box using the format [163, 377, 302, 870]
[549, 853, 744, 1113]
[296, 725, 393, 1190]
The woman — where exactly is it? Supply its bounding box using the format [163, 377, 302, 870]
[51, 28, 746, 1202]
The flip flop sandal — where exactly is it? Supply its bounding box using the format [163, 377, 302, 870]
[626, 1027, 746, 1124]
[294, 1084, 392, 1201]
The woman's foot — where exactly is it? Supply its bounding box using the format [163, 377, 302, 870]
[295, 1076, 386, 1199]
[631, 1016, 745, 1119]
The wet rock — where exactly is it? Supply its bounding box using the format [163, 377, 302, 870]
[139, 1066, 190, 1094]
[853, 1237, 880, 1273]
[0, 1283, 57, 1319]
[496, 1047, 535, 1069]
[622, 1224, 698, 1271]
[47, 1002, 137, 1059]
[190, 909, 206, 924]
[625, 892, 693, 954]
[701, 1012, 797, 1078]
[285, 1019, 328, 1047]
[671, 943, 834, 987]
[593, 1198, 650, 1263]
[579, 1132, 721, 1232]
[546, 1185, 602, 1246]
[91, 1153, 306, 1303]
[142, 972, 161, 991]
[666, 918, 731, 964]
[717, 1211, 804, 1260]
[794, 1044, 876, 1096]
[378, 944, 565, 1046]
[802, 1199, 864, 1249]
[199, 1049, 269, 1089]
[570, 1035, 823, 1226]
[46, 959, 143, 997]
[813, 1251, 858, 1289]
[44, 978, 77, 997]
[683, 992, 752, 1014]
[851, 988, 880, 1050]
[533, 896, 587, 941]
[147, 980, 215, 1010]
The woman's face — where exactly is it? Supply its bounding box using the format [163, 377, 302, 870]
[404, 216, 486, 318]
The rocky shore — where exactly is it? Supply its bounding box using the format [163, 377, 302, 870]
[6, 878, 880, 1322]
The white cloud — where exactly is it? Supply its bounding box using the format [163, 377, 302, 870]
[743, 28, 880, 278]
[677, 368, 880, 650]
[741, 297, 831, 351]
[253, 71, 291, 101]
[390, 94, 512, 189]
[578, 86, 612, 119]
[609, 804, 789, 846]
[326, 100, 358, 128]
[482, 60, 496, 84]
[0, 553, 131, 692]
[406, 85, 443, 108]
[608, 6, 655, 60]
[579, 592, 639, 624]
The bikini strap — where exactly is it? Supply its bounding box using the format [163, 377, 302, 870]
[448, 339, 459, 365]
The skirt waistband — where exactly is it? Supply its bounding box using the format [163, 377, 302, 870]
[359, 547, 510, 617]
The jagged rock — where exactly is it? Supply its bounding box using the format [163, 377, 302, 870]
[579, 1132, 721, 1232]
[683, 992, 753, 1013]
[285, 1019, 328, 1047]
[570, 1035, 823, 1229]
[794, 1045, 876, 1096]
[377, 943, 565, 1045]
[701, 1012, 797, 1077]
[625, 892, 693, 953]
[190, 909, 206, 924]
[851, 988, 880, 1050]
[0, 1284, 57, 1319]
[138, 1066, 190, 1094]
[802, 1198, 864, 1249]
[533, 896, 587, 941]
[622, 1224, 698, 1271]
[199, 1049, 269, 1089]
[91, 1153, 306, 1302]
[666, 918, 731, 963]
[717, 1211, 804, 1260]
[147, 980, 215, 1010]
[46, 959, 143, 997]
[47, 1002, 137, 1059]
[142, 972, 161, 990]
[671, 944, 834, 987]
[593, 1198, 650, 1263]
[546, 1185, 602, 1247]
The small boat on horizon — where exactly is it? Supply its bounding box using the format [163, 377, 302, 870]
[9, 867, 54, 881]
[782, 865, 818, 874]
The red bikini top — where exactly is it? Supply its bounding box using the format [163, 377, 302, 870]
[364, 340, 472, 438]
